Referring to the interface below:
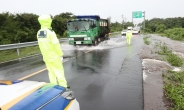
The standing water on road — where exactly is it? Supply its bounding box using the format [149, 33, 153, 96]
[61, 37, 127, 51]
[62, 35, 144, 110]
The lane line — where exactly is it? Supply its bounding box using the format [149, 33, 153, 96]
[18, 68, 47, 80]
[85, 49, 94, 53]
[18, 50, 94, 80]
[18, 60, 68, 80]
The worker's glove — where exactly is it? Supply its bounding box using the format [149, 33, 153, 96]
[60, 57, 63, 62]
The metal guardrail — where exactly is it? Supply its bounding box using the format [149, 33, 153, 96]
[0, 32, 119, 51]
[0, 39, 68, 51]
[0, 41, 38, 51]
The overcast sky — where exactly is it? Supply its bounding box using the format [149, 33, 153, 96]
[0, 0, 184, 24]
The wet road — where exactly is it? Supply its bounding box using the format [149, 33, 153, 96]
[0, 35, 144, 110]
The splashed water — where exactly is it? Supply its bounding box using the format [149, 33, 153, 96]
[61, 37, 127, 51]
[142, 59, 182, 80]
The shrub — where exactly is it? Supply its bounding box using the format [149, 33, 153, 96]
[164, 28, 184, 40]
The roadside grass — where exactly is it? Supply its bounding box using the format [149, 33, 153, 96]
[159, 33, 166, 37]
[157, 44, 172, 55]
[109, 32, 121, 37]
[154, 41, 184, 109]
[143, 36, 150, 45]
[166, 53, 183, 67]
[157, 43, 183, 67]
[159, 33, 184, 41]
[0, 46, 41, 63]
[158, 28, 184, 41]
[163, 70, 184, 110]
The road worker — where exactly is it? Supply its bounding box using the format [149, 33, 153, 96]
[126, 28, 132, 45]
[37, 14, 68, 88]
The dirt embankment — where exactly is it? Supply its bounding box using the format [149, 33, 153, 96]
[139, 34, 184, 110]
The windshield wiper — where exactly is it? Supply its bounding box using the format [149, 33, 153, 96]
[72, 22, 78, 31]
[81, 23, 87, 32]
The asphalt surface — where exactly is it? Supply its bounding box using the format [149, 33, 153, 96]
[0, 35, 144, 110]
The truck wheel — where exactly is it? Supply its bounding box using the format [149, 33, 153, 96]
[98, 38, 101, 42]
[93, 39, 98, 46]
[105, 34, 109, 40]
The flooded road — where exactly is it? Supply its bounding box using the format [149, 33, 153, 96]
[0, 35, 144, 110]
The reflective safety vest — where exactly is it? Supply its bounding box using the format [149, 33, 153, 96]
[37, 15, 63, 62]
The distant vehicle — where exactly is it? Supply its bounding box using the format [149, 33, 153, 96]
[121, 30, 127, 36]
[127, 26, 133, 30]
[132, 29, 139, 35]
[123, 26, 140, 36]
[132, 27, 140, 35]
[67, 15, 110, 46]
[0, 80, 80, 110]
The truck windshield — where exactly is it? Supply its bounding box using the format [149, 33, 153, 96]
[67, 21, 90, 31]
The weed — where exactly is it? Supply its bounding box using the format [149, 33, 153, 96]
[158, 44, 172, 55]
[157, 43, 183, 67]
[166, 53, 183, 67]
[143, 36, 150, 45]
[163, 70, 184, 109]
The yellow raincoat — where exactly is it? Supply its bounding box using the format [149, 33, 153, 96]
[37, 14, 67, 87]
[126, 30, 132, 44]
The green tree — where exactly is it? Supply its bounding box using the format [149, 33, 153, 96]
[156, 24, 167, 33]
[52, 12, 74, 38]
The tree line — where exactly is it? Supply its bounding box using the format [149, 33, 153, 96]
[144, 17, 184, 33]
[144, 17, 184, 40]
[0, 12, 74, 45]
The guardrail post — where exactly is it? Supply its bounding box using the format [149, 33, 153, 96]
[17, 41, 20, 56]
[17, 48, 20, 56]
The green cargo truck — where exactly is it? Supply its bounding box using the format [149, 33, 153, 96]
[66, 15, 110, 46]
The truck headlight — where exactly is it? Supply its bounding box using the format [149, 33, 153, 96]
[69, 38, 74, 40]
[84, 37, 90, 40]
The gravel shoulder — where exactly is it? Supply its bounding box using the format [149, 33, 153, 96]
[139, 34, 184, 110]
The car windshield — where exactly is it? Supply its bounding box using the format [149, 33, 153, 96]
[67, 20, 90, 31]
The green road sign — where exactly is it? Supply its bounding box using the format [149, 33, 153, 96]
[132, 11, 142, 18]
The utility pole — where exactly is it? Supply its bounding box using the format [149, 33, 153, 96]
[124, 17, 127, 29]
[142, 11, 145, 33]
[122, 15, 124, 30]
[132, 12, 133, 25]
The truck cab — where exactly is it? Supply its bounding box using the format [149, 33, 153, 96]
[67, 15, 110, 46]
